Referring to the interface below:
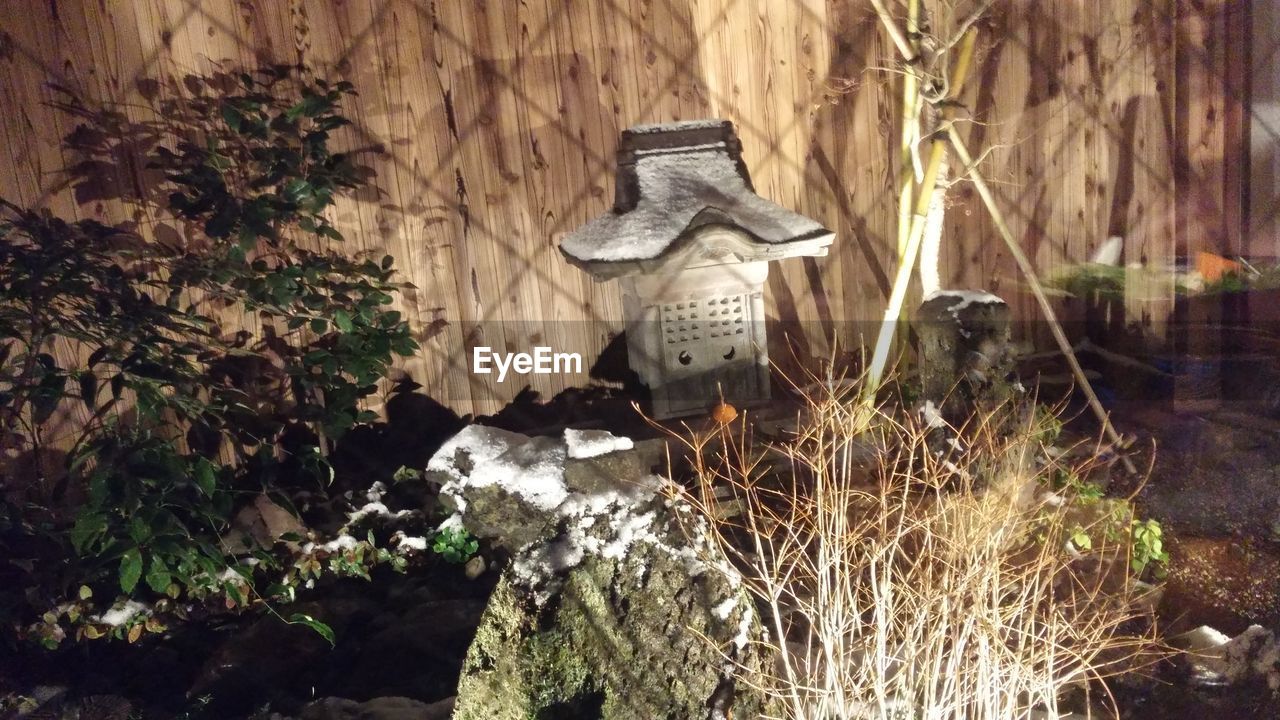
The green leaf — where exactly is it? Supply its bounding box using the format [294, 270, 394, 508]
[224, 581, 245, 607]
[119, 548, 143, 594]
[194, 457, 217, 496]
[78, 584, 93, 600]
[289, 613, 335, 646]
[285, 93, 328, 121]
[284, 178, 312, 204]
[221, 104, 244, 132]
[129, 517, 152, 544]
[70, 512, 107, 554]
[333, 309, 354, 333]
[145, 557, 172, 594]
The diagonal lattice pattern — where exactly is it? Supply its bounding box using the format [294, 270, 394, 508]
[0, 0, 1258, 416]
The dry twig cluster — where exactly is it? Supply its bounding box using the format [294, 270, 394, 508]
[667, 375, 1161, 719]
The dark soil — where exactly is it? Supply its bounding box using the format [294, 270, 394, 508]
[0, 562, 496, 719]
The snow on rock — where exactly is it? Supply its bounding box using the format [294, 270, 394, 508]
[712, 596, 738, 621]
[431, 426, 568, 521]
[732, 603, 755, 651]
[922, 289, 1005, 313]
[468, 436, 569, 511]
[513, 537, 586, 588]
[628, 119, 728, 134]
[600, 510, 658, 561]
[428, 424, 530, 482]
[447, 422, 773, 720]
[565, 428, 635, 459]
[1178, 624, 1280, 690]
[427, 424, 717, 602]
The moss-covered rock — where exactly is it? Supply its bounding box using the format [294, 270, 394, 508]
[435, 427, 774, 720]
[455, 546, 770, 720]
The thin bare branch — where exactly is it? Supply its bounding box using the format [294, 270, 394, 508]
[869, 0, 917, 60]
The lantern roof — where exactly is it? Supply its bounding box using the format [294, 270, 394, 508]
[559, 119, 834, 280]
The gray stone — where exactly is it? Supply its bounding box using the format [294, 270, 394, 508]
[463, 554, 486, 580]
[915, 290, 1016, 413]
[428, 432, 566, 551]
[436, 427, 776, 720]
[561, 438, 668, 498]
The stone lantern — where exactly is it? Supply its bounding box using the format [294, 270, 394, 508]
[560, 120, 834, 419]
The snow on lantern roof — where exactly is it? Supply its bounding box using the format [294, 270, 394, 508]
[559, 119, 834, 280]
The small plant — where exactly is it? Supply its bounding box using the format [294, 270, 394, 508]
[392, 465, 423, 483]
[1130, 518, 1169, 579]
[432, 527, 479, 564]
[1032, 403, 1065, 446]
[1068, 525, 1093, 551]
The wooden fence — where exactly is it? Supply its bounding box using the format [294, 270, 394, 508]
[0, 0, 1249, 416]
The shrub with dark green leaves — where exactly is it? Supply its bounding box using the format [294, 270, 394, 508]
[0, 66, 420, 647]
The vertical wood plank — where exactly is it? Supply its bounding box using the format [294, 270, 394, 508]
[0, 0, 1247, 417]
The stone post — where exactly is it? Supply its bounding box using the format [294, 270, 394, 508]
[915, 291, 1015, 412]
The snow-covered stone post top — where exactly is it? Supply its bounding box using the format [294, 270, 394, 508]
[559, 119, 835, 419]
[915, 290, 1016, 414]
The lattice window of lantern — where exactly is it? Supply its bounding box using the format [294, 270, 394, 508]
[704, 295, 746, 339]
[660, 299, 703, 345]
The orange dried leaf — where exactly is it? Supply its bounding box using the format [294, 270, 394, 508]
[712, 402, 739, 425]
[1197, 251, 1242, 283]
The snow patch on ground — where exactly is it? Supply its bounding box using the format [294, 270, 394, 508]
[95, 600, 148, 627]
[307, 534, 359, 554]
[919, 400, 947, 429]
[395, 534, 429, 552]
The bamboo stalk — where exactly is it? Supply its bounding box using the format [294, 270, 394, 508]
[868, 0, 916, 60]
[891, 0, 923, 364]
[896, 0, 921, 259]
[947, 128, 1137, 475]
[866, 29, 979, 395]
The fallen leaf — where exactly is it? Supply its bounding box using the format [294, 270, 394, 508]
[712, 401, 738, 425]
